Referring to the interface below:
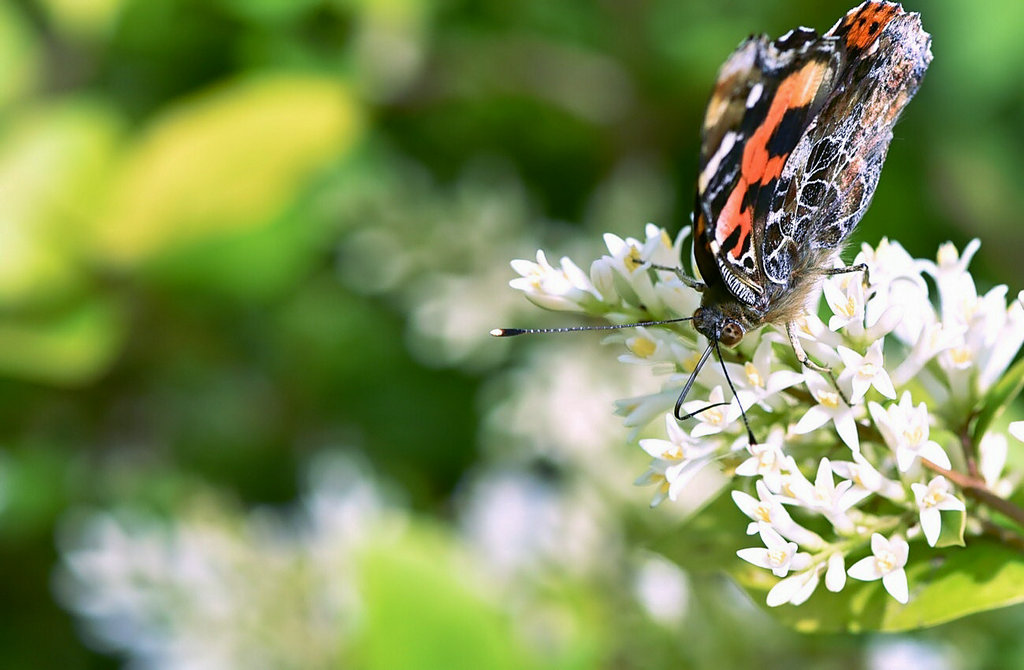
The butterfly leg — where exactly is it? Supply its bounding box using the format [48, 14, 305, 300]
[787, 320, 854, 405]
[819, 263, 870, 288]
[786, 320, 830, 372]
[645, 263, 706, 292]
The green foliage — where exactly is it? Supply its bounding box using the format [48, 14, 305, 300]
[973, 356, 1024, 444]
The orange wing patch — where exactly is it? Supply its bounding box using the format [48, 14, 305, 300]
[835, 1, 900, 50]
[715, 59, 830, 260]
[716, 179, 752, 259]
[741, 60, 830, 185]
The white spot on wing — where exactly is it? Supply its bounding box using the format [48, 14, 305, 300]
[698, 131, 737, 192]
[745, 83, 764, 109]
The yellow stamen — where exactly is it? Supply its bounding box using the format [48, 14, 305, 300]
[702, 408, 724, 425]
[683, 351, 703, 372]
[662, 446, 684, 461]
[626, 245, 644, 272]
[816, 389, 840, 409]
[628, 336, 657, 358]
[902, 425, 925, 446]
[875, 549, 897, 574]
[950, 347, 972, 366]
[857, 362, 878, 378]
[745, 362, 765, 388]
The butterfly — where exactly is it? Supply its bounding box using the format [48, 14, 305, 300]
[496, 2, 932, 443]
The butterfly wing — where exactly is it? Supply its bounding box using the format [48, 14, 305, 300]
[761, 2, 932, 285]
[694, 27, 842, 309]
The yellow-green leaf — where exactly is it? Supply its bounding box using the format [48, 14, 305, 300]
[0, 100, 123, 303]
[94, 74, 363, 266]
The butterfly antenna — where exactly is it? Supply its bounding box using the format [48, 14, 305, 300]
[673, 341, 715, 420]
[713, 339, 758, 445]
[491, 316, 693, 337]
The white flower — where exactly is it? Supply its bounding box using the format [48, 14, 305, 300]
[618, 326, 691, 368]
[766, 565, 823, 607]
[781, 458, 855, 533]
[979, 432, 1015, 498]
[734, 427, 788, 492]
[634, 461, 672, 508]
[889, 321, 962, 389]
[847, 533, 910, 604]
[732, 480, 825, 549]
[1010, 421, 1024, 444]
[831, 451, 905, 506]
[921, 239, 981, 325]
[911, 476, 966, 546]
[856, 238, 932, 344]
[977, 290, 1024, 393]
[638, 414, 718, 503]
[509, 250, 601, 311]
[616, 387, 680, 438]
[869, 392, 951, 472]
[594, 225, 686, 313]
[737, 524, 811, 578]
[679, 386, 735, 438]
[922, 241, 1024, 404]
[724, 339, 804, 411]
[837, 341, 896, 404]
[823, 272, 867, 334]
[825, 552, 846, 592]
[792, 371, 860, 452]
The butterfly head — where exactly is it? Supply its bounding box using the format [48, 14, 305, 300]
[692, 305, 747, 347]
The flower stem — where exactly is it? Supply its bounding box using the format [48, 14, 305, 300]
[958, 424, 980, 479]
[922, 459, 1024, 530]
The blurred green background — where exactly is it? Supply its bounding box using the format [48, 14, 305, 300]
[1, 0, 1023, 668]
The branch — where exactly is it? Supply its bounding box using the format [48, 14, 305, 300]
[923, 459, 1024, 530]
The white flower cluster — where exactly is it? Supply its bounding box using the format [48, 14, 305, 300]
[507, 226, 1024, 606]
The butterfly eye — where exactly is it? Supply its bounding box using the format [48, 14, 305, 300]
[720, 321, 745, 347]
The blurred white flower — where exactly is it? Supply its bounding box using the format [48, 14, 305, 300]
[866, 637, 956, 670]
[979, 432, 1016, 498]
[460, 469, 614, 578]
[55, 456, 386, 669]
[632, 553, 691, 626]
